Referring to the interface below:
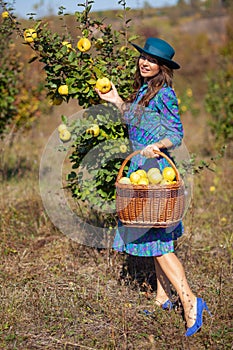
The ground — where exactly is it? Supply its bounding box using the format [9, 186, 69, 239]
[0, 98, 232, 349]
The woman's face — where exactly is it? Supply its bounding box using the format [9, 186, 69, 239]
[138, 54, 160, 80]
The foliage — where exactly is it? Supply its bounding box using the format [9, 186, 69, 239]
[66, 105, 130, 216]
[0, 2, 49, 137]
[9, 0, 139, 221]
[176, 86, 199, 116]
[0, 5, 21, 136]
[10, 0, 138, 108]
[205, 70, 233, 145]
[204, 15, 233, 146]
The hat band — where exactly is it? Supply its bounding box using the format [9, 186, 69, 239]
[144, 43, 174, 60]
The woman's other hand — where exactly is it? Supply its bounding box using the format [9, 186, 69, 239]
[141, 143, 161, 158]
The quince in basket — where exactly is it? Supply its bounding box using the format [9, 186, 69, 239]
[162, 167, 176, 181]
[135, 169, 147, 178]
[118, 166, 177, 186]
[147, 168, 161, 176]
[129, 172, 141, 184]
[160, 179, 174, 185]
[147, 171, 163, 184]
[118, 177, 131, 185]
[137, 177, 149, 185]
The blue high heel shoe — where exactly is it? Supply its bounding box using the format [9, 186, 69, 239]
[161, 299, 174, 311]
[185, 297, 212, 337]
[142, 299, 174, 316]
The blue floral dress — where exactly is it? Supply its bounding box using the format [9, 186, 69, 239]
[113, 83, 184, 257]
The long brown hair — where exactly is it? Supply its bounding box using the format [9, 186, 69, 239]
[128, 58, 174, 107]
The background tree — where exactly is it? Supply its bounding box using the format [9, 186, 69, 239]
[0, 6, 21, 137]
[0, 2, 49, 140]
[204, 10, 233, 149]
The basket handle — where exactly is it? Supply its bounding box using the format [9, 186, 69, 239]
[116, 149, 181, 182]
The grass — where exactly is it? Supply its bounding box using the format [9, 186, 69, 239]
[0, 103, 232, 350]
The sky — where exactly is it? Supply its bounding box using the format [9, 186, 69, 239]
[10, 0, 177, 18]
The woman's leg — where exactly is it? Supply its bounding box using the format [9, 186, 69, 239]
[155, 252, 197, 328]
[154, 258, 172, 306]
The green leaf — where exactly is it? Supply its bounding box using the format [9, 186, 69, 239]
[128, 35, 140, 42]
[54, 64, 63, 72]
[105, 175, 113, 182]
[68, 51, 77, 62]
[61, 115, 68, 124]
[83, 86, 90, 93]
[92, 66, 103, 78]
[87, 78, 97, 85]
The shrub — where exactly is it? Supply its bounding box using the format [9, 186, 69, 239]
[10, 0, 139, 224]
[0, 2, 49, 138]
[204, 12, 233, 147]
[0, 6, 21, 137]
[205, 69, 233, 145]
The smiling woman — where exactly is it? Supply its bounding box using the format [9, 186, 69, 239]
[96, 36, 212, 337]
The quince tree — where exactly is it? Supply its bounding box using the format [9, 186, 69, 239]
[9, 0, 139, 224]
[0, 2, 49, 140]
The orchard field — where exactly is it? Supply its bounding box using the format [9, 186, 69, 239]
[0, 1, 232, 349]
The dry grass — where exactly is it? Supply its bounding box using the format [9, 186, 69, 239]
[0, 100, 232, 350]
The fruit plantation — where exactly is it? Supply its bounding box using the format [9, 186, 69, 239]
[0, 0, 233, 348]
[1, 0, 233, 227]
[2, 0, 232, 219]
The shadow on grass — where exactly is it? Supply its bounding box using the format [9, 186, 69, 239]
[0, 155, 37, 181]
[120, 255, 157, 292]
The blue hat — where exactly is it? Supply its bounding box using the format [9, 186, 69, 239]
[131, 37, 180, 70]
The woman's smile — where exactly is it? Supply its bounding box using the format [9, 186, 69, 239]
[140, 66, 150, 73]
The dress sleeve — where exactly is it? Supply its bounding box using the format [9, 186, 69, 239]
[156, 87, 184, 147]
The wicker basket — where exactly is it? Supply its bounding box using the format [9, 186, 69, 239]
[115, 150, 185, 228]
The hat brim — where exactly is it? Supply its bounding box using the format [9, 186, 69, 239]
[131, 43, 180, 70]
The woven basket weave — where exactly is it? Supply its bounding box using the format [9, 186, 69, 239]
[115, 150, 185, 228]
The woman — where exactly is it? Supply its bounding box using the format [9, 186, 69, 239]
[95, 37, 211, 336]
